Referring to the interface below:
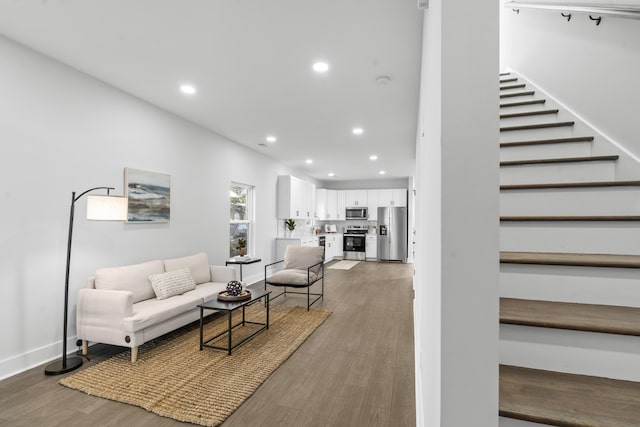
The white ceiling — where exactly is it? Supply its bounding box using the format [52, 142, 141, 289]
[0, 0, 423, 182]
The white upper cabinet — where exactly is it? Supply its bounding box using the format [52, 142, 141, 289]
[367, 189, 379, 221]
[316, 188, 328, 220]
[336, 190, 346, 220]
[326, 189, 339, 220]
[316, 187, 407, 220]
[345, 189, 368, 207]
[277, 175, 315, 219]
[378, 188, 407, 207]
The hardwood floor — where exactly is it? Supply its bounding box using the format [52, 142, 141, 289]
[0, 261, 415, 427]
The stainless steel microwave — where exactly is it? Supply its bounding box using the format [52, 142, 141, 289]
[345, 207, 368, 220]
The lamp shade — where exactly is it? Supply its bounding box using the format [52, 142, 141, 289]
[86, 195, 128, 221]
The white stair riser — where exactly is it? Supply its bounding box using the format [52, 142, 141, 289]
[501, 188, 640, 215]
[500, 264, 640, 307]
[500, 126, 576, 142]
[500, 103, 548, 114]
[500, 223, 640, 254]
[500, 142, 592, 161]
[500, 417, 554, 427]
[500, 161, 615, 185]
[501, 324, 640, 382]
[500, 112, 562, 127]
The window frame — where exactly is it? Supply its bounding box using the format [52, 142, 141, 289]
[229, 182, 255, 258]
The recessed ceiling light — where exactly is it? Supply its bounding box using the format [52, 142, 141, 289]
[266, 135, 277, 143]
[369, 155, 378, 161]
[306, 159, 313, 164]
[352, 127, 364, 135]
[313, 62, 329, 73]
[379, 170, 386, 175]
[180, 84, 196, 95]
[376, 75, 391, 85]
[328, 172, 335, 177]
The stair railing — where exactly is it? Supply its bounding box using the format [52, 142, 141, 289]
[505, 1, 640, 23]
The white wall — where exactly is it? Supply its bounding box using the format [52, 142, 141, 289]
[501, 6, 640, 159]
[414, 0, 499, 425]
[0, 35, 306, 379]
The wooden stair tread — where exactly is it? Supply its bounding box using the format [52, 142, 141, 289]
[500, 77, 517, 83]
[501, 180, 640, 190]
[500, 72, 511, 76]
[500, 298, 640, 336]
[501, 136, 594, 148]
[500, 251, 640, 268]
[501, 215, 640, 221]
[500, 365, 640, 427]
[500, 83, 526, 90]
[500, 109, 559, 119]
[501, 121, 574, 132]
[500, 91, 535, 99]
[501, 99, 545, 108]
[500, 155, 618, 167]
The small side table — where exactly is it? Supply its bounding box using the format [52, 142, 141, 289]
[225, 257, 261, 281]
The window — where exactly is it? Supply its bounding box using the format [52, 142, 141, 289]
[229, 183, 254, 257]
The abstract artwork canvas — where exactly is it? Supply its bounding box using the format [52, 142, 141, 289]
[125, 168, 171, 222]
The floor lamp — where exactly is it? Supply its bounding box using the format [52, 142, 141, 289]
[44, 186, 127, 375]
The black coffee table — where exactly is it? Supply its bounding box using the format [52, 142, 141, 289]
[198, 286, 271, 355]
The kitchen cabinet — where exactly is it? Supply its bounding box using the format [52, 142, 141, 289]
[345, 189, 368, 207]
[323, 233, 343, 262]
[326, 189, 339, 220]
[366, 234, 377, 259]
[366, 189, 379, 221]
[336, 190, 346, 220]
[316, 189, 340, 220]
[316, 189, 328, 220]
[378, 188, 407, 207]
[277, 175, 316, 219]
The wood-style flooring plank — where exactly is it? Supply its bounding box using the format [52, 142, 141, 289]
[500, 298, 640, 336]
[501, 365, 640, 427]
[0, 261, 415, 427]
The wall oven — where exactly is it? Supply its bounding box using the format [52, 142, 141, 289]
[343, 225, 367, 261]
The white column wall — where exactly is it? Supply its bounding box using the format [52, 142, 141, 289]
[0, 35, 307, 379]
[414, 1, 499, 425]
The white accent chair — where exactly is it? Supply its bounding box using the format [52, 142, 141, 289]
[264, 245, 325, 310]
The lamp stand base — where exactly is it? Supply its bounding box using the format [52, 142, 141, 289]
[44, 356, 83, 376]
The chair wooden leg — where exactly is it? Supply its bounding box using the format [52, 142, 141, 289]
[82, 340, 88, 356]
[131, 346, 138, 362]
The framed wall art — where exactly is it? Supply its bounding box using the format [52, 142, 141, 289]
[124, 168, 171, 222]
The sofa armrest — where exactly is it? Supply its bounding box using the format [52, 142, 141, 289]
[77, 288, 133, 326]
[210, 265, 236, 283]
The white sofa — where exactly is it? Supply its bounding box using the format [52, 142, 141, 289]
[77, 253, 236, 362]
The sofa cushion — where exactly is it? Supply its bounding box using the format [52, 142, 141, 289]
[148, 267, 196, 300]
[267, 269, 319, 286]
[183, 282, 228, 302]
[283, 246, 324, 275]
[94, 260, 164, 303]
[122, 293, 203, 332]
[163, 253, 211, 284]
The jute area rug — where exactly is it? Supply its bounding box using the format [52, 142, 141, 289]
[60, 305, 330, 426]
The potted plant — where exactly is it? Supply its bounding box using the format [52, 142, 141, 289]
[237, 238, 247, 257]
[285, 218, 296, 236]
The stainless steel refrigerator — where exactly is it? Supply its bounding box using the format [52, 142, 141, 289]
[377, 206, 407, 261]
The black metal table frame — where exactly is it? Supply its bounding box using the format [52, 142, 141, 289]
[225, 257, 262, 281]
[198, 292, 270, 355]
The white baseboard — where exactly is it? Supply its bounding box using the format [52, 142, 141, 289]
[0, 335, 80, 381]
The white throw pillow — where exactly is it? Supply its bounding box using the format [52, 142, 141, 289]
[163, 253, 211, 284]
[148, 268, 196, 300]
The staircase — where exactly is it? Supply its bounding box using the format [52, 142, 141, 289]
[498, 72, 640, 427]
